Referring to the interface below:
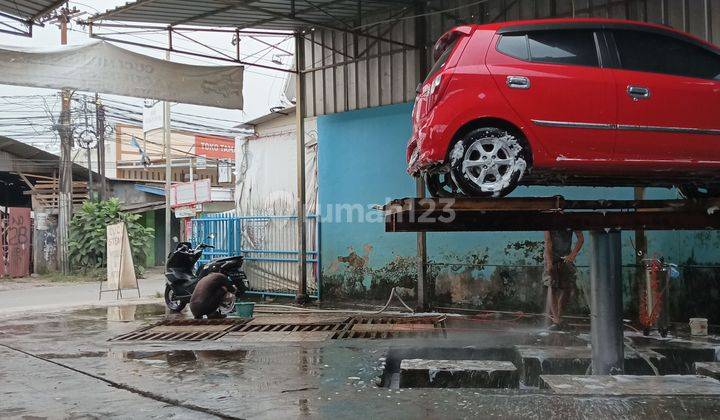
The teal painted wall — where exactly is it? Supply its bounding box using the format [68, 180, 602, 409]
[317, 103, 720, 322]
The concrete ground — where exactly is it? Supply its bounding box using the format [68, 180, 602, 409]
[0, 266, 165, 317]
[2, 301, 720, 419]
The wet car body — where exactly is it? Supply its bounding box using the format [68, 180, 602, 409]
[407, 18, 720, 197]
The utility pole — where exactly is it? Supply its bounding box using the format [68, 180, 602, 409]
[95, 93, 107, 200]
[164, 50, 172, 259]
[57, 8, 74, 274]
[44, 4, 82, 274]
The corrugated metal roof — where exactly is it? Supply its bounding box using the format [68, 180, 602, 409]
[90, 0, 414, 31]
[0, 135, 98, 179]
[239, 106, 295, 129]
[0, 0, 64, 22]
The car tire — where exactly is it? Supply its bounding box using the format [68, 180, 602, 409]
[678, 184, 720, 199]
[425, 172, 463, 198]
[449, 127, 528, 197]
[164, 285, 187, 312]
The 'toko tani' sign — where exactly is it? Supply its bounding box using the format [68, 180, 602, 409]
[195, 135, 235, 160]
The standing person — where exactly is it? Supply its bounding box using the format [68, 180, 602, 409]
[543, 229, 584, 330]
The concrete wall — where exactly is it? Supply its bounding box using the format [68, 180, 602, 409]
[317, 103, 720, 323]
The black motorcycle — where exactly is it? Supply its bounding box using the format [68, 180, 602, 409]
[164, 237, 248, 312]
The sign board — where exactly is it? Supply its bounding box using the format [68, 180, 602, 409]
[142, 99, 164, 133]
[174, 205, 198, 218]
[218, 159, 232, 183]
[196, 155, 207, 170]
[195, 135, 235, 160]
[171, 178, 212, 208]
[103, 222, 139, 299]
[35, 212, 48, 231]
[195, 178, 212, 203]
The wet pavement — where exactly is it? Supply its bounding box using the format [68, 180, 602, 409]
[2, 304, 720, 419]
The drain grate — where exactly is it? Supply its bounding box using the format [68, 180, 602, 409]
[110, 315, 447, 342]
[229, 322, 345, 333]
[110, 318, 251, 342]
[332, 315, 447, 339]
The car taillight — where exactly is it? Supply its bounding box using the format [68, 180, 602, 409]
[427, 73, 450, 111]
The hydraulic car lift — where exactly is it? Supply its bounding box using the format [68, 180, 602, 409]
[384, 196, 720, 375]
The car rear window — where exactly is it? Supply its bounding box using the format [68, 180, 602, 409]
[613, 29, 720, 80]
[527, 30, 599, 66]
[424, 38, 458, 83]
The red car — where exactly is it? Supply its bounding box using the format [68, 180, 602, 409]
[407, 18, 720, 198]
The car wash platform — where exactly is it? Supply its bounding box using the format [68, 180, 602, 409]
[384, 195, 720, 375]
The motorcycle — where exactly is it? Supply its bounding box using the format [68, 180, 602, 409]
[164, 235, 248, 313]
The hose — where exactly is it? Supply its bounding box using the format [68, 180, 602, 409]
[252, 287, 416, 315]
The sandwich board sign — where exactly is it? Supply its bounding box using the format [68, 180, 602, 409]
[100, 222, 140, 299]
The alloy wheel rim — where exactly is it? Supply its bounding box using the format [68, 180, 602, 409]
[461, 135, 522, 193]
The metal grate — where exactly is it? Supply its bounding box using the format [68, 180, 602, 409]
[110, 318, 251, 342]
[110, 315, 447, 342]
[332, 315, 447, 340]
[229, 322, 344, 334]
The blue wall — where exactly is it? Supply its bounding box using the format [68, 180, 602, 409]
[317, 103, 720, 319]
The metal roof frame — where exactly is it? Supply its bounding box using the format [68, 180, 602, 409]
[0, 0, 67, 36]
[84, 0, 419, 73]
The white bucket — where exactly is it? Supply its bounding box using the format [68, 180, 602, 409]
[689, 318, 708, 336]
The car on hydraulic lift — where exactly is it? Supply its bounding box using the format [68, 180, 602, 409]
[407, 18, 720, 198]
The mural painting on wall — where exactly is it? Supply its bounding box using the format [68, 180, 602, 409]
[322, 240, 584, 315]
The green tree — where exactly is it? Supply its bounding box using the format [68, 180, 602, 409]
[68, 198, 155, 277]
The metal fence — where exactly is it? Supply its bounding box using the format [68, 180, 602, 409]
[192, 213, 320, 298]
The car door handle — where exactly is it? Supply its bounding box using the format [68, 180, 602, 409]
[507, 76, 530, 89]
[628, 85, 651, 100]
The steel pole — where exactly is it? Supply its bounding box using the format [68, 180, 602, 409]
[589, 230, 624, 375]
[164, 50, 172, 259]
[295, 33, 308, 304]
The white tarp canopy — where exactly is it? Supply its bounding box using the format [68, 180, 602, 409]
[0, 40, 243, 109]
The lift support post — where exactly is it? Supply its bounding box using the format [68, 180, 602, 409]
[384, 196, 720, 375]
[589, 230, 624, 374]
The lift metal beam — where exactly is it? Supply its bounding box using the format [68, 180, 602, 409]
[384, 197, 720, 232]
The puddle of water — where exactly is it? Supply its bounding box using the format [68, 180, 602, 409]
[119, 349, 249, 367]
[107, 305, 137, 322]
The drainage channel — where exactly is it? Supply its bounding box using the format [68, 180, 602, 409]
[110, 318, 250, 342]
[109, 315, 447, 342]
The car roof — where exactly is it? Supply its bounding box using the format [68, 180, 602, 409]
[470, 17, 672, 32]
[454, 17, 717, 50]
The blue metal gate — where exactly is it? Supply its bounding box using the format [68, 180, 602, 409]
[192, 213, 320, 298]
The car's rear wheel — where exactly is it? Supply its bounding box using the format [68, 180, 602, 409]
[425, 171, 463, 197]
[678, 184, 720, 199]
[449, 127, 528, 197]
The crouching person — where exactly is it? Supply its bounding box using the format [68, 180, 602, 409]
[190, 273, 236, 319]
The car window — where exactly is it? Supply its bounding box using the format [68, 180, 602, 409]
[613, 29, 720, 80]
[424, 38, 458, 83]
[497, 34, 529, 60]
[527, 30, 599, 66]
